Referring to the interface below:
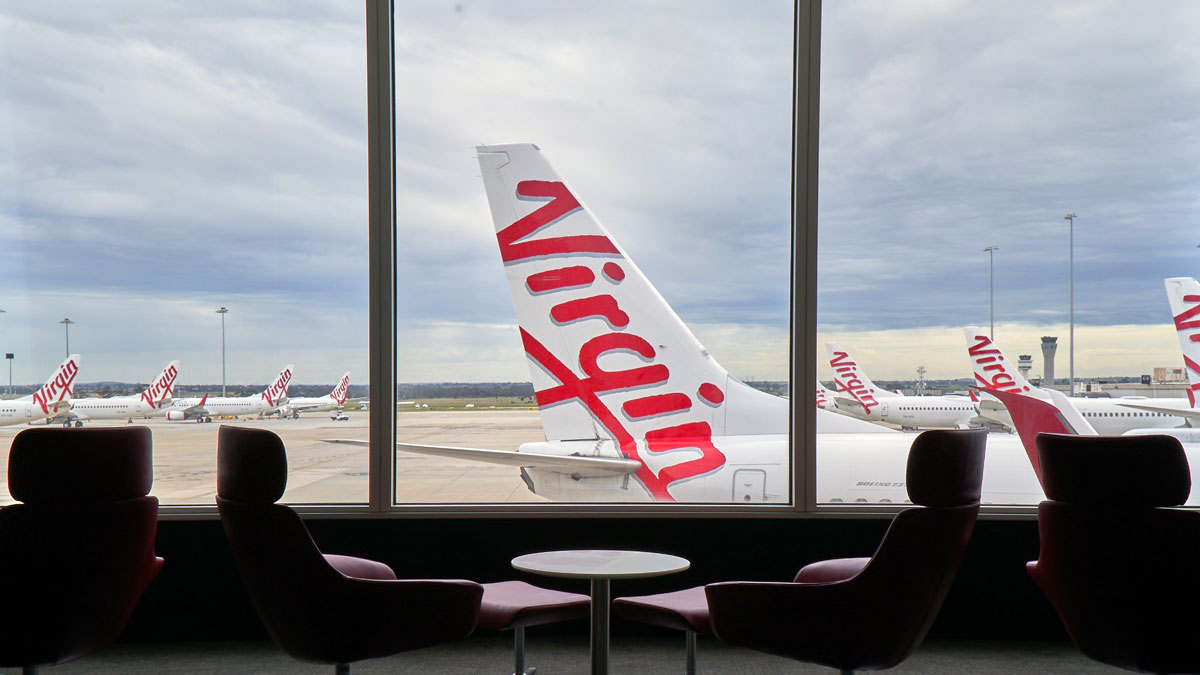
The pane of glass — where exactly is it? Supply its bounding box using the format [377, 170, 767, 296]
[394, 1, 793, 504]
[0, 3, 369, 505]
[817, 1, 1200, 505]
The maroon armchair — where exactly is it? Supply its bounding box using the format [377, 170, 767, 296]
[1027, 432, 1200, 674]
[0, 427, 163, 675]
[704, 428, 987, 674]
[216, 426, 483, 674]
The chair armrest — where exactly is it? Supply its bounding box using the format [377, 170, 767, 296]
[309, 578, 485, 659]
[792, 557, 870, 583]
[324, 554, 397, 580]
[706, 581, 857, 660]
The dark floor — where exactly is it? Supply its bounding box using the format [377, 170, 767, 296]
[5, 634, 1122, 674]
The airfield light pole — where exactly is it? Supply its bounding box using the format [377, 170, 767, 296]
[1064, 213, 1077, 395]
[5, 353, 12, 396]
[983, 246, 999, 339]
[216, 307, 228, 397]
[60, 318, 73, 357]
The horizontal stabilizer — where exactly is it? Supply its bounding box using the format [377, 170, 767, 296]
[322, 439, 643, 477]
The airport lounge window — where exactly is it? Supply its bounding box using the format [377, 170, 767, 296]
[816, 1, 1200, 506]
[392, 2, 796, 505]
[0, 4, 370, 506]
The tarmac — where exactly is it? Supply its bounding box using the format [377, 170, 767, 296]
[0, 410, 547, 506]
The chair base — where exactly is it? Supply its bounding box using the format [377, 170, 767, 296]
[685, 629, 697, 675]
[513, 625, 529, 675]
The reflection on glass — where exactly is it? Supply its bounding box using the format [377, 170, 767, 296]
[394, 2, 793, 504]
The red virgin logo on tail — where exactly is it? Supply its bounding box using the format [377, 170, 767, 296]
[1174, 294, 1200, 343]
[503, 181, 727, 501]
[261, 368, 292, 407]
[331, 375, 349, 404]
[32, 359, 79, 415]
[497, 181, 619, 263]
[141, 364, 179, 407]
[967, 334, 1030, 393]
[828, 351, 880, 413]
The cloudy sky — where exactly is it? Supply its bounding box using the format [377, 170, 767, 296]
[2, 1, 1198, 388]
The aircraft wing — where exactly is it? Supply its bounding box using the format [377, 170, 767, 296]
[44, 406, 81, 424]
[1113, 400, 1200, 419]
[323, 440, 642, 477]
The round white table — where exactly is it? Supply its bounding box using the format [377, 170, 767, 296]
[512, 549, 690, 675]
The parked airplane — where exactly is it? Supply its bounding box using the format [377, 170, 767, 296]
[982, 386, 1200, 505]
[163, 365, 293, 423]
[326, 144, 1052, 504]
[48, 360, 180, 427]
[0, 355, 81, 427]
[964, 327, 1187, 435]
[826, 342, 978, 429]
[275, 372, 350, 418]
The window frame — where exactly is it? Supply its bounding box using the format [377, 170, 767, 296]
[160, 0, 1037, 521]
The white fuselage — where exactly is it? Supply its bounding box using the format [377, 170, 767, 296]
[0, 400, 63, 426]
[978, 393, 1186, 435]
[512, 428, 1058, 505]
[836, 394, 978, 429]
[64, 396, 164, 422]
[166, 395, 278, 420]
[279, 395, 340, 416]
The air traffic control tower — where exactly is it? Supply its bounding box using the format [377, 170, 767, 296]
[1018, 355, 1033, 380]
[1041, 336, 1058, 387]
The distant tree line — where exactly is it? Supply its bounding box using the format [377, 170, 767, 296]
[397, 382, 535, 399]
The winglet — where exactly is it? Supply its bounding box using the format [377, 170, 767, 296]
[984, 387, 1094, 486]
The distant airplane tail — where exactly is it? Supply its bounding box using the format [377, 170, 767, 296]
[261, 365, 294, 407]
[330, 372, 351, 405]
[824, 342, 898, 415]
[816, 381, 835, 410]
[476, 143, 785, 500]
[962, 327, 1042, 396]
[31, 354, 81, 415]
[140, 360, 180, 408]
[1165, 277, 1200, 408]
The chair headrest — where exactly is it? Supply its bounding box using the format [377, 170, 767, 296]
[906, 428, 987, 507]
[8, 427, 153, 503]
[217, 425, 288, 504]
[1036, 432, 1190, 506]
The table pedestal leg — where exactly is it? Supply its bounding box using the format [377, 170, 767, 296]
[590, 577, 610, 675]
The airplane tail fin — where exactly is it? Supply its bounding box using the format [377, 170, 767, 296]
[816, 380, 835, 409]
[824, 342, 898, 415]
[141, 360, 180, 407]
[476, 143, 786, 447]
[1165, 277, 1200, 408]
[330, 372, 351, 405]
[985, 387, 1096, 486]
[261, 365, 293, 407]
[963, 327, 1041, 396]
[31, 354, 81, 415]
